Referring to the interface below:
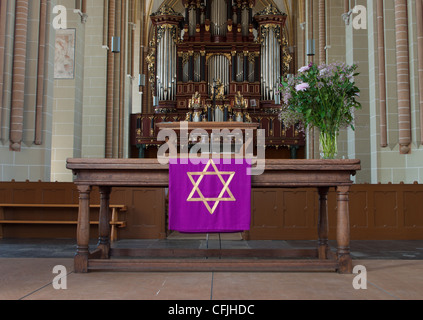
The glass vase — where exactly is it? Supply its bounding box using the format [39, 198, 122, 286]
[319, 132, 338, 159]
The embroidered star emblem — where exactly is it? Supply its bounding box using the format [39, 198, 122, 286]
[186, 159, 236, 215]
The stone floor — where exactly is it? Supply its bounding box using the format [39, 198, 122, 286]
[1, 238, 423, 301]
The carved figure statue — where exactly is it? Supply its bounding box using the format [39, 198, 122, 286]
[189, 92, 201, 109]
[235, 91, 247, 108]
[211, 79, 225, 100]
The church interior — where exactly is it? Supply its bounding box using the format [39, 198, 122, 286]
[0, 0, 423, 302]
[0, 0, 422, 242]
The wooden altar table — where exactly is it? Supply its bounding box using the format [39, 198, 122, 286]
[66, 158, 360, 274]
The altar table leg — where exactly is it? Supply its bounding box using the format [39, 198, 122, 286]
[75, 185, 91, 273]
[98, 186, 111, 259]
[318, 187, 329, 260]
[336, 186, 352, 274]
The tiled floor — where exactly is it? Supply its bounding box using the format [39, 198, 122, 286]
[1, 239, 423, 300]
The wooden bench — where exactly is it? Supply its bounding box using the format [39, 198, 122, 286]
[0, 204, 127, 241]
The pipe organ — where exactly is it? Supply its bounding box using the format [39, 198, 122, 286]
[132, 1, 304, 159]
[150, 8, 184, 105]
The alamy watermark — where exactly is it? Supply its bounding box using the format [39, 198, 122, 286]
[52, 265, 67, 290]
[343, 5, 367, 30]
[352, 265, 367, 290]
[52, 5, 68, 30]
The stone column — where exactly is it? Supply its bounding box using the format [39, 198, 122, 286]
[10, 0, 29, 151]
[0, 0, 8, 141]
[394, 0, 411, 154]
[416, 0, 423, 145]
[377, 0, 388, 148]
[318, 0, 326, 64]
[35, 0, 48, 146]
[106, 0, 116, 158]
[118, 0, 126, 158]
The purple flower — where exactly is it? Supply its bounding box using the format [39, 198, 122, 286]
[298, 65, 310, 73]
[295, 82, 310, 92]
[319, 68, 327, 76]
[283, 91, 292, 104]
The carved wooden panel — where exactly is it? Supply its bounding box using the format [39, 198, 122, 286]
[251, 189, 280, 229]
[374, 191, 398, 227]
[0, 182, 166, 240]
[250, 188, 317, 240]
[126, 188, 165, 239]
[249, 184, 423, 240]
[403, 191, 423, 227]
[282, 190, 310, 228]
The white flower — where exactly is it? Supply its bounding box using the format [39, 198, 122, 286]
[295, 82, 310, 92]
[298, 65, 310, 73]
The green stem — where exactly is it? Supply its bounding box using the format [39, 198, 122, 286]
[319, 132, 338, 159]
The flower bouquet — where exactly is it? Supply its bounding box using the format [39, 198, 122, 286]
[279, 62, 361, 159]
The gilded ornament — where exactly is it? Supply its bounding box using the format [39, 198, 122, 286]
[186, 159, 236, 215]
[151, 5, 183, 17]
[256, 4, 285, 16]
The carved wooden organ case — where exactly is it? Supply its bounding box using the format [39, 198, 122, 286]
[131, 1, 305, 158]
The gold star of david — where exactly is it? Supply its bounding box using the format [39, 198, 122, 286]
[186, 159, 236, 215]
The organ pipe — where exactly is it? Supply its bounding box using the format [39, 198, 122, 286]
[171, 35, 175, 98]
[243, 52, 248, 82]
[169, 31, 172, 99]
[189, 7, 196, 37]
[194, 54, 200, 82]
[261, 30, 269, 100]
[260, 24, 282, 101]
[172, 39, 176, 98]
[164, 30, 167, 99]
[267, 30, 270, 100]
[211, 0, 227, 37]
[208, 55, 229, 96]
[276, 33, 280, 95]
[242, 6, 249, 37]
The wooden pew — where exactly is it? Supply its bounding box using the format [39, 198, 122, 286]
[0, 204, 127, 241]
